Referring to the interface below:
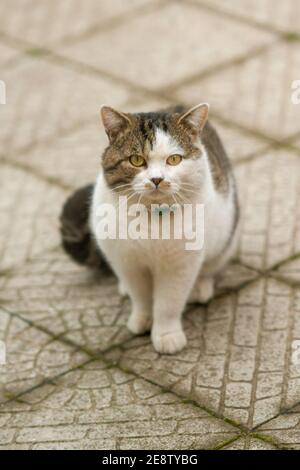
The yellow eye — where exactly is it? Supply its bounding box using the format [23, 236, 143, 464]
[129, 155, 146, 167]
[166, 154, 182, 166]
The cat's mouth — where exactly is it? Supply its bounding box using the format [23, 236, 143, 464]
[147, 186, 167, 195]
[142, 187, 174, 204]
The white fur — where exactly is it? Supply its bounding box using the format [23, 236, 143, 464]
[90, 129, 237, 354]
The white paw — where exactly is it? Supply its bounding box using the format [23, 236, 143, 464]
[189, 277, 214, 304]
[127, 313, 151, 335]
[151, 330, 187, 354]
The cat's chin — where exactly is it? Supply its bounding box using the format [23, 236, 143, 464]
[142, 190, 173, 205]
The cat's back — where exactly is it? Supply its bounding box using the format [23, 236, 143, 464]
[201, 120, 234, 195]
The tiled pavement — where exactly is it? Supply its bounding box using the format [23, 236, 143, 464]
[0, 0, 300, 450]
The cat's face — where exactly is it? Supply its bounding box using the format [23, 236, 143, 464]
[100, 104, 209, 204]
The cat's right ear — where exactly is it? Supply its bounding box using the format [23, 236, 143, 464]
[178, 103, 209, 134]
[101, 106, 131, 141]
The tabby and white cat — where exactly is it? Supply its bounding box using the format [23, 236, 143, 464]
[61, 104, 239, 354]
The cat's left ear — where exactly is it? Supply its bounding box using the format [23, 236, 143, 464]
[178, 103, 209, 133]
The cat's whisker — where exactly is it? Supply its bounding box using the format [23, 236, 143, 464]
[115, 189, 132, 204]
[180, 183, 201, 192]
[113, 183, 134, 193]
[116, 191, 137, 211]
[136, 192, 144, 211]
[175, 192, 191, 205]
[114, 182, 132, 188]
[180, 187, 201, 197]
[172, 193, 180, 207]
[180, 182, 198, 188]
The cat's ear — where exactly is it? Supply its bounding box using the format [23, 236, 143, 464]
[178, 103, 209, 133]
[101, 106, 131, 141]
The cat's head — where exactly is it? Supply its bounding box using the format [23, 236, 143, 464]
[100, 104, 209, 204]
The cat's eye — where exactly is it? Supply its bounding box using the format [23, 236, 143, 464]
[166, 154, 182, 166]
[129, 155, 146, 167]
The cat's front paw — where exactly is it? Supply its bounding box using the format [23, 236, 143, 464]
[127, 313, 151, 335]
[151, 330, 187, 354]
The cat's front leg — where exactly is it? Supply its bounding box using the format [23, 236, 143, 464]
[151, 257, 201, 354]
[121, 268, 152, 335]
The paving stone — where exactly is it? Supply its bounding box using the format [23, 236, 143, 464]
[258, 405, 300, 449]
[177, 43, 300, 139]
[113, 278, 300, 427]
[0, 360, 239, 450]
[295, 137, 300, 149]
[10, 123, 104, 190]
[215, 262, 258, 294]
[0, 43, 20, 68]
[0, 251, 132, 353]
[223, 436, 278, 450]
[212, 120, 268, 165]
[2, 256, 296, 429]
[0, 252, 257, 355]
[196, 0, 300, 33]
[275, 257, 300, 284]
[0, 309, 88, 403]
[61, 2, 275, 90]
[235, 151, 300, 270]
[0, 0, 153, 47]
[0, 164, 66, 270]
[0, 56, 130, 154]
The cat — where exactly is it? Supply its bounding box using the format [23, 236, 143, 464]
[60, 104, 239, 354]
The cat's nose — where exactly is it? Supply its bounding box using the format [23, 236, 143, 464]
[151, 177, 163, 188]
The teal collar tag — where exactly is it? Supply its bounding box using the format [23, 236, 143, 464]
[153, 205, 177, 216]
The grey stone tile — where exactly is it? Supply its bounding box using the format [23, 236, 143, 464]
[110, 278, 300, 427]
[61, 2, 275, 90]
[194, 0, 300, 33]
[275, 257, 300, 284]
[0, 0, 154, 47]
[0, 164, 66, 270]
[0, 309, 88, 403]
[0, 359, 239, 449]
[211, 120, 268, 165]
[0, 43, 20, 67]
[235, 151, 300, 270]
[223, 436, 278, 450]
[0, 252, 256, 355]
[258, 405, 300, 449]
[0, 252, 132, 354]
[0, 56, 130, 154]
[176, 43, 300, 139]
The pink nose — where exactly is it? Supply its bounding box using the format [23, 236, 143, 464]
[151, 177, 163, 187]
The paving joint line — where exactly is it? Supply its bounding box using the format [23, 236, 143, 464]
[212, 432, 288, 450]
[1, 30, 300, 161]
[182, 0, 300, 40]
[0, 156, 73, 192]
[55, 0, 172, 48]
[0, 298, 295, 448]
[210, 434, 241, 450]
[268, 272, 300, 289]
[159, 39, 281, 94]
[0, 276, 269, 432]
[0, 336, 248, 438]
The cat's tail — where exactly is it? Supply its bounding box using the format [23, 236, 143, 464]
[60, 184, 110, 271]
